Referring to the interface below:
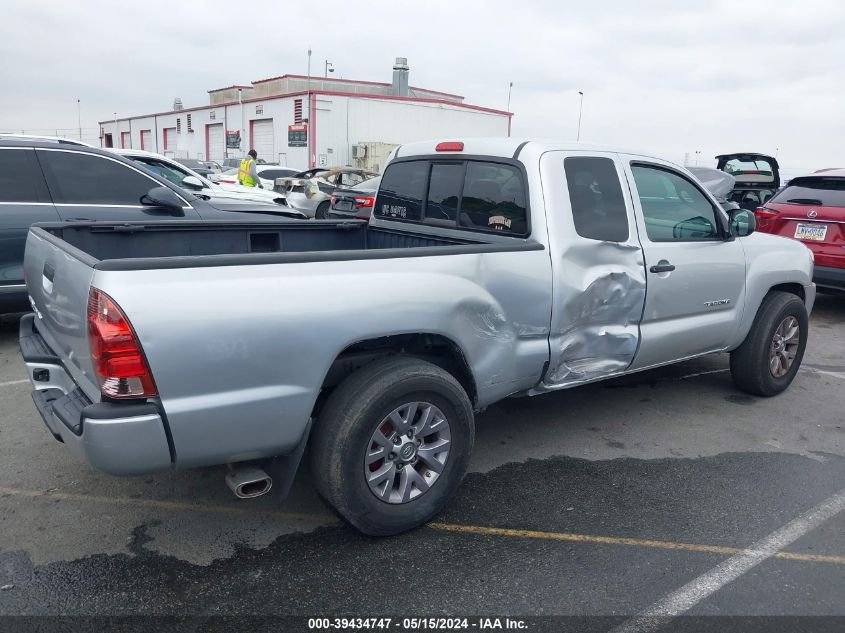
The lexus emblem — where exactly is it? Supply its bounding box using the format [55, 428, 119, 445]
[807, 209, 818, 218]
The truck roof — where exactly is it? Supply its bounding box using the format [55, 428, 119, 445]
[395, 138, 671, 164]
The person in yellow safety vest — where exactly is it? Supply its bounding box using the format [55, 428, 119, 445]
[237, 149, 263, 188]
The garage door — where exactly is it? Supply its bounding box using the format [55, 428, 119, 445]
[251, 119, 274, 162]
[207, 124, 224, 161]
[140, 130, 152, 152]
[163, 127, 176, 152]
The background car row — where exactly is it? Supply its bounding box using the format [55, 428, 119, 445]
[0, 137, 307, 313]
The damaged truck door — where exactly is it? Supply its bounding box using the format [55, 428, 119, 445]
[540, 152, 646, 387]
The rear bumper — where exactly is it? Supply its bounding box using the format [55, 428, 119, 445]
[283, 192, 320, 217]
[814, 266, 845, 291]
[19, 314, 173, 476]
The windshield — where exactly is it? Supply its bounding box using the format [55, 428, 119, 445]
[352, 176, 381, 191]
[131, 158, 209, 189]
[769, 177, 845, 207]
[177, 159, 203, 168]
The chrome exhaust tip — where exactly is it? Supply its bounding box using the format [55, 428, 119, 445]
[225, 465, 273, 499]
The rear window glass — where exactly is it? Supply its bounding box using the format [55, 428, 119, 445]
[564, 157, 629, 241]
[375, 159, 529, 235]
[460, 162, 527, 234]
[426, 163, 463, 224]
[769, 179, 845, 207]
[376, 161, 427, 221]
[722, 156, 775, 183]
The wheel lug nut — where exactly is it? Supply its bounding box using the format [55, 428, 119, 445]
[388, 453, 395, 460]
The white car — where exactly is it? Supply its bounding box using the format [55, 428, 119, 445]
[209, 164, 302, 190]
[112, 149, 294, 208]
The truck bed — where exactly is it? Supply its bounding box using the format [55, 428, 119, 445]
[35, 220, 535, 271]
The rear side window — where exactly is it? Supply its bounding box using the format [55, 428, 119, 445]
[769, 179, 845, 207]
[0, 149, 45, 203]
[376, 159, 528, 236]
[564, 157, 629, 241]
[377, 160, 427, 221]
[38, 150, 161, 205]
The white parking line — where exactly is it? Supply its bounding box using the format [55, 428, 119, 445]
[805, 367, 845, 381]
[611, 485, 845, 633]
[0, 379, 28, 388]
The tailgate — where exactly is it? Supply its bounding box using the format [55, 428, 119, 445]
[23, 228, 100, 401]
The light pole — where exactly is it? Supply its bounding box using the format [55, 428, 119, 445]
[577, 91, 584, 141]
[113, 112, 118, 148]
[695, 150, 701, 165]
[307, 47, 312, 90]
[77, 99, 82, 140]
[325, 60, 334, 77]
[507, 81, 513, 112]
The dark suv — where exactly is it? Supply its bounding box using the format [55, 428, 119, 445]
[0, 137, 303, 312]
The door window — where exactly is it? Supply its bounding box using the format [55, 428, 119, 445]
[564, 157, 629, 241]
[631, 165, 721, 241]
[0, 149, 47, 203]
[38, 150, 161, 205]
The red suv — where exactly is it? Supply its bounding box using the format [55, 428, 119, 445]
[755, 170, 845, 292]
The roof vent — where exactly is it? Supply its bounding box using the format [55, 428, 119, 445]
[391, 57, 409, 97]
[172, 97, 183, 111]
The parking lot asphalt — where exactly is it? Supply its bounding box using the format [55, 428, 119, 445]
[1, 296, 844, 623]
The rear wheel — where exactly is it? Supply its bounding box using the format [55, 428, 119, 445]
[730, 291, 808, 396]
[310, 357, 474, 535]
[315, 201, 330, 219]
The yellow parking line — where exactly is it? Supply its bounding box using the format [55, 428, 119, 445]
[0, 485, 336, 524]
[2, 486, 843, 565]
[428, 522, 845, 566]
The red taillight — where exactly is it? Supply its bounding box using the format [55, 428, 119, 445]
[353, 196, 375, 209]
[435, 141, 464, 152]
[87, 288, 157, 399]
[754, 206, 779, 219]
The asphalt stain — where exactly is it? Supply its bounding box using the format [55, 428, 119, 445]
[724, 394, 757, 405]
[2, 452, 845, 617]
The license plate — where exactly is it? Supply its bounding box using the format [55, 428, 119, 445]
[335, 200, 353, 211]
[794, 223, 827, 241]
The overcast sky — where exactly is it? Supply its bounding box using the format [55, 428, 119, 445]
[2, 0, 843, 176]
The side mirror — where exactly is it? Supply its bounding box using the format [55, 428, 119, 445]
[181, 175, 204, 190]
[729, 208, 756, 237]
[140, 186, 186, 216]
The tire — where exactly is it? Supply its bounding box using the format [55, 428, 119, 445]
[730, 291, 808, 397]
[310, 356, 474, 536]
[315, 201, 330, 219]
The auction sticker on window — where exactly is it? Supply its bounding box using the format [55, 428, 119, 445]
[794, 223, 827, 241]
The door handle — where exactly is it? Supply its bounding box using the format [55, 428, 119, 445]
[649, 261, 675, 273]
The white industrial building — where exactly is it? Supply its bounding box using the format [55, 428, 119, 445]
[99, 58, 511, 172]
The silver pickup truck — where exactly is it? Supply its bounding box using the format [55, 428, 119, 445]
[19, 138, 816, 535]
